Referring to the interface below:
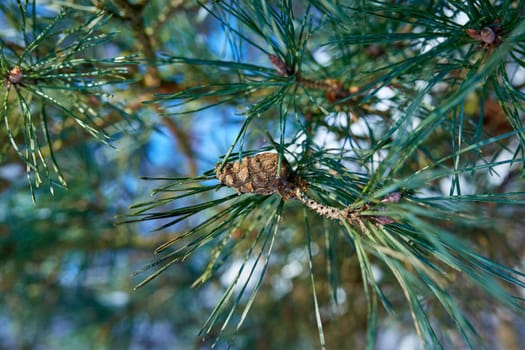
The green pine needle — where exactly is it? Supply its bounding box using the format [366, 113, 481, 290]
[0, 7, 136, 195]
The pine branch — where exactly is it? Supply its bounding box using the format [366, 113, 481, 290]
[0, 6, 136, 196]
[10, 0, 520, 348]
[129, 138, 524, 348]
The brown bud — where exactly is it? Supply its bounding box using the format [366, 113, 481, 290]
[371, 216, 395, 225]
[466, 28, 482, 41]
[480, 27, 496, 44]
[324, 79, 347, 102]
[216, 152, 290, 195]
[381, 192, 402, 203]
[269, 54, 291, 76]
[364, 44, 384, 58]
[7, 66, 23, 84]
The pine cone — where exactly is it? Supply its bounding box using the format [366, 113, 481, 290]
[215, 152, 290, 195]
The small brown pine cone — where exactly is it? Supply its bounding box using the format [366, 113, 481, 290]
[215, 152, 290, 195]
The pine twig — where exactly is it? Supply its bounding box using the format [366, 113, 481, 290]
[215, 152, 400, 226]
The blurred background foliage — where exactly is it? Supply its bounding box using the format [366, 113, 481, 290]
[1, 0, 525, 349]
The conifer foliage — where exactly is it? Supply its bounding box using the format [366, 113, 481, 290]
[2, 0, 525, 349]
